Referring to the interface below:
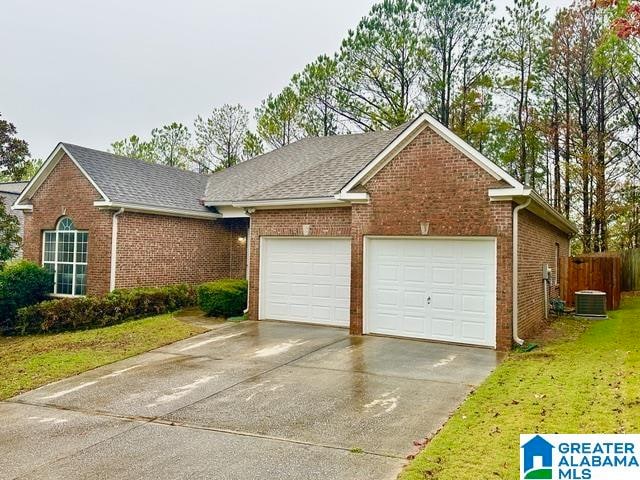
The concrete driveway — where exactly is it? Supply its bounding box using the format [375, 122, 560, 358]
[1, 320, 502, 480]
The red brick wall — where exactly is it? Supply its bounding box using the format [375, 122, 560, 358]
[22, 153, 249, 296]
[115, 213, 247, 289]
[228, 219, 250, 279]
[247, 207, 352, 319]
[351, 126, 514, 349]
[246, 127, 517, 349]
[517, 209, 570, 338]
[22, 154, 113, 295]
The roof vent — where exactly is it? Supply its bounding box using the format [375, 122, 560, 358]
[575, 290, 607, 318]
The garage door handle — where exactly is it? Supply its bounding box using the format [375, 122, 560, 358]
[426, 296, 431, 305]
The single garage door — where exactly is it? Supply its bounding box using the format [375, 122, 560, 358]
[365, 237, 496, 347]
[260, 237, 351, 327]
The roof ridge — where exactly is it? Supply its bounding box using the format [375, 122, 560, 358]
[61, 143, 210, 180]
[206, 129, 395, 180]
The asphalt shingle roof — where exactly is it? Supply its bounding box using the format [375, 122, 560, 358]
[62, 143, 211, 214]
[203, 124, 410, 203]
[0, 182, 28, 195]
[53, 124, 409, 212]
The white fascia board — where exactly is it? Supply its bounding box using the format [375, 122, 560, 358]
[340, 113, 523, 196]
[13, 143, 110, 208]
[215, 205, 249, 218]
[230, 197, 347, 209]
[93, 201, 221, 219]
[11, 203, 33, 211]
[489, 187, 578, 234]
[334, 192, 369, 203]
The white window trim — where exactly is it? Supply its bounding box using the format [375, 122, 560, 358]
[42, 223, 89, 297]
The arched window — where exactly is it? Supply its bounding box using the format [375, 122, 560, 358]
[43, 217, 88, 295]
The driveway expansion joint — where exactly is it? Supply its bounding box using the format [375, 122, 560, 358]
[150, 418, 407, 460]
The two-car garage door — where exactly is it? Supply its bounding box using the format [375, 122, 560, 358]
[259, 237, 496, 347]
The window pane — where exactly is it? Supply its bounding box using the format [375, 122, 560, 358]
[76, 232, 88, 263]
[57, 217, 76, 231]
[57, 232, 75, 263]
[44, 232, 56, 262]
[75, 264, 87, 295]
[56, 264, 73, 295]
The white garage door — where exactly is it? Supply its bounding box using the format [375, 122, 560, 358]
[260, 238, 351, 327]
[365, 238, 496, 347]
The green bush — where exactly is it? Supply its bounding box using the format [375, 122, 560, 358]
[0, 261, 53, 333]
[197, 279, 247, 317]
[13, 284, 197, 335]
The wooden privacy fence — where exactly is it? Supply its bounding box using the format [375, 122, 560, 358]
[559, 254, 621, 310]
[621, 248, 640, 292]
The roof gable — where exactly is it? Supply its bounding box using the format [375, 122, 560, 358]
[14, 143, 213, 217]
[339, 114, 523, 195]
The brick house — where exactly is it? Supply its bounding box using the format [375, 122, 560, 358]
[13, 114, 576, 350]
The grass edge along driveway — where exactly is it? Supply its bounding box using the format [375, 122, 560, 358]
[0, 313, 206, 400]
[400, 295, 640, 480]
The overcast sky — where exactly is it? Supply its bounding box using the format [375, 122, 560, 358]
[2, 0, 570, 160]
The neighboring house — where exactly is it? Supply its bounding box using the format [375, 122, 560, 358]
[1, 181, 28, 258]
[13, 114, 577, 350]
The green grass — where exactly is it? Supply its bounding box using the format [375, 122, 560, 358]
[0, 313, 205, 400]
[400, 295, 640, 480]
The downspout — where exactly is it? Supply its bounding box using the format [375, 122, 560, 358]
[512, 198, 531, 346]
[109, 208, 125, 292]
[243, 210, 253, 314]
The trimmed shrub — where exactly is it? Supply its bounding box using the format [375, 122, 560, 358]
[197, 279, 247, 317]
[0, 261, 53, 333]
[13, 284, 197, 335]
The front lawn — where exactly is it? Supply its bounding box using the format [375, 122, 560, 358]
[400, 295, 640, 479]
[0, 313, 205, 400]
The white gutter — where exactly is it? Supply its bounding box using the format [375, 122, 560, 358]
[489, 187, 577, 235]
[230, 197, 347, 209]
[512, 198, 531, 346]
[109, 208, 125, 292]
[94, 201, 221, 220]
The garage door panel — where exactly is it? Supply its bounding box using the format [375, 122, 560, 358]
[405, 265, 427, 282]
[461, 294, 487, 314]
[335, 285, 350, 301]
[261, 238, 351, 327]
[461, 267, 492, 288]
[403, 314, 428, 335]
[431, 292, 455, 311]
[431, 266, 456, 286]
[378, 264, 400, 281]
[366, 238, 496, 347]
[404, 291, 425, 308]
[431, 317, 455, 337]
[377, 288, 401, 307]
[269, 281, 291, 296]
[461, 321, 488, 342]
[431, 244, 456, 261]
[290, 262, 312, 275]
